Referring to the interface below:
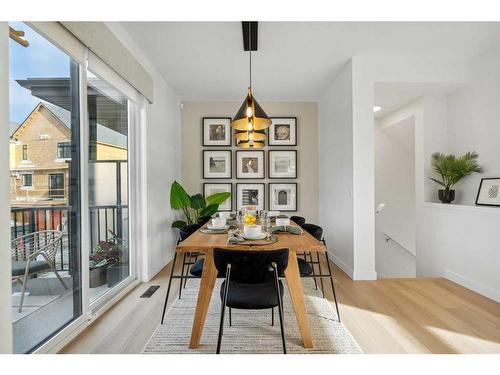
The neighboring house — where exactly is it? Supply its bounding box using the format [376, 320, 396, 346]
[10, 101, 127, 207]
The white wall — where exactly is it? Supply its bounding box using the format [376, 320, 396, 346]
[106, 23, 182, 280]
[319, 61, 355, 277]
[0, 21, 13, 353]
[375, 116, 416, 278]
[180, 101, 319, 222]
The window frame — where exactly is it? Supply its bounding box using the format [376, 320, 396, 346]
[21, 173, 33, 188]
[57, 141, 72, 160]
[21, 144, 28, 161]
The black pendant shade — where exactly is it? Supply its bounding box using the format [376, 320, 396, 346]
[232, 88, 271, 131]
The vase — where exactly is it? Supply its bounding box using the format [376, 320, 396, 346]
[438, 189, 455, 203]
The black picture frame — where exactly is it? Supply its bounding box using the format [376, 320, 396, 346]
[236, 183, 266, 211]
[202, 150, 232, 179]
[203, 183, 233, 211]
[202, 117, 232, 147]
[268, 150, 298, 179]
[268, 117, 297, 146]
[268, 182, 298, 212]
[235, 150, 265, 179]
[475, 177, 500, 207]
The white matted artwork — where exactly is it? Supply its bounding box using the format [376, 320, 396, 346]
[236, 150, 264, 179]
[203, 183, 232, 211]
[268, 150, 297, 179]
[269, 183, 297, 211]
[236, 183, 265, 210]
[203, 150, 232, 179]
[475, 177, 500, 207]
[268, 117, 297, 146]
[202, 117, 232, 146]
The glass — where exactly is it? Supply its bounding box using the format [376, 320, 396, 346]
[87, 70, 130, 303]
[9, 22, 82, 353]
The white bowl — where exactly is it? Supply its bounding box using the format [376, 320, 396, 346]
[275, 218, 290, 226]
[243, 225, 262, 239]
[218, 212, 231, 219]
[211, 218, 226, 229]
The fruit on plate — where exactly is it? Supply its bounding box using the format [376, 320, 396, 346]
[243, 213, 256, 225]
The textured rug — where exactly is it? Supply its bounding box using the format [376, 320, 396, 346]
[143, 278, 362, 354]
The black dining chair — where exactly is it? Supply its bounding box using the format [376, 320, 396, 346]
[290, 215, 306, 227]
[300, 223, 340, 322]
[213, 248, 289, 354]
[160, 223, 202, 324]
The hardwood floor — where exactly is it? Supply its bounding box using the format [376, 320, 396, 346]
[61, 256, 500, 354]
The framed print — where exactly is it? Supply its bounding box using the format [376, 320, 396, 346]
[236, 183, 265, 211]
[268, 150, 297, 179]
[269, 183, 297, 211]
[236, 150, 265, 179]
[202, 117, 232, 146]
[204, 183, 232, 211]
[475, 177, 500, 207]
[268, 117, 297, 146]
[203, 150, 232, 179]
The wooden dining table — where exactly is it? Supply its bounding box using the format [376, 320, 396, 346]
[175, 221, 327, 349]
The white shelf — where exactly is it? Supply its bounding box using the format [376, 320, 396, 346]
[423, 202, 500, 213]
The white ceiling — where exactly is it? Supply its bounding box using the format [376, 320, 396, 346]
[120, 22, 500, 101]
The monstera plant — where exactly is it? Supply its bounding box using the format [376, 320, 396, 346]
[170, 181, 231, 228]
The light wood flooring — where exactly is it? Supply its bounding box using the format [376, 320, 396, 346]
[61, 256, 500, 354]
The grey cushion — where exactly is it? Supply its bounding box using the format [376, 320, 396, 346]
[298, 258, 313, 276]
[12, 260, 50, 277]
[220, 279, 284, 309]
[189, 259, 204, 277]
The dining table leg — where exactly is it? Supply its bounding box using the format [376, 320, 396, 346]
[284, 251, 313, 348]
[189, 250, 217, 349]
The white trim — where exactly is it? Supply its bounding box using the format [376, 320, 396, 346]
[445, 270, 500, 303]
[353, 269, 377, 281]
[423, 202, 500, 214]
[329, 250, 354, 279]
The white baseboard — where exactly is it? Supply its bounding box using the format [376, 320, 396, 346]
[353, 269, 378, 280]
[445, 269, 500, 303]
[328, 250, 354, 279]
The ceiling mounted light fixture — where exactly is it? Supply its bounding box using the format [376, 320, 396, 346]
[232, 22, 271, 148]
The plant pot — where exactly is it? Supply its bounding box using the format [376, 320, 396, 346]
[107, 264, 129, 288]
[89, 267, 107, 288]
[438, 189, 455, 203]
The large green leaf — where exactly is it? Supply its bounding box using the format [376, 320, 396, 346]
[200, 204, 219, 217]
[190, 193, 206, 209]
[206, 192, 231, 206]
[170, 181, 190, 209]
[171, 220, 187, 229]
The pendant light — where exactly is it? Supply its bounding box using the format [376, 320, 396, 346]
[232, 22, 271, 148]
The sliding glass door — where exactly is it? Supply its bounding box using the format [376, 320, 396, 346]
[9, 22, 82, 353]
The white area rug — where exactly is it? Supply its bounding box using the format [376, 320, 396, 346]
[143, 279, 362, 354]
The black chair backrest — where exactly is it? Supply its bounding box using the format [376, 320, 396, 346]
[197, 216, 212, 225]
[213, 248, 289, 284]
[179, 224, 201, 241]
[290, 216, 306, 227]
[302, 223, 323, 241]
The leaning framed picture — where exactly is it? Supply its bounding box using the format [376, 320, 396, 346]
[236, 183, 265, 211]
[203, 183, 232, 211]
[236, 150, 265, 179]
[203, 150, 232, 179]
[202, 117, 232, 146]
[268, 150, 297, 179]
[268, 117, 297, 146]
[475, 177, 500, 207]
[269, 183, 297, 211]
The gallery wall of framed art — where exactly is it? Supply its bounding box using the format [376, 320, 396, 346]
[180, 102, 319, 221]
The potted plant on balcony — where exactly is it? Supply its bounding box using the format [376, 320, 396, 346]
[89, 232, 124, 288]
[429, 151, 483, 203]
[170, 181, 231, 228]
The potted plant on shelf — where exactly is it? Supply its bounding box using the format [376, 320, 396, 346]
[89, 231, 125, 288]
[170, 181, 231, 228]
[429, 151, 483, 203]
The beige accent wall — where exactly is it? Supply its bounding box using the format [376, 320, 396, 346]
[181, 101, 319, 222]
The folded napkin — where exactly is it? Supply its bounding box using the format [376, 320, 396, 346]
[269, 225, 303, 235]
[227, 229, 245, 244]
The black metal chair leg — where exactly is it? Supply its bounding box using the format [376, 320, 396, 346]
[317, 251, 325, 297]
[324, 246, 341, 322]
[229, 307, 232, 327]
[178, 252, 187, 299]
[308, 252, 318, 290]
[161, 252, 178, 324]
[217, 264, 231, 354]
[272, 262, 287, 354]
[183, 252, 192, 289]
[271, 307, 274, 326]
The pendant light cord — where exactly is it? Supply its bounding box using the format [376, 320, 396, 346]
[249, 22, 252, 88]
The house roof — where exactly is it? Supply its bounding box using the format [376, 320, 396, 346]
[13, 101, 127, 149]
